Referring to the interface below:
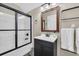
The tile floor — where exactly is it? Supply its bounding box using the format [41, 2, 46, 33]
[60, 49, 79, 56]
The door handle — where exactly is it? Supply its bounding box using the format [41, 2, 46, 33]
[25, 38, 28, 40]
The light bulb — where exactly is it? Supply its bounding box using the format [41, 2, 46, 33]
[40, 7, 44, 11]
[45, 5, 49, 9]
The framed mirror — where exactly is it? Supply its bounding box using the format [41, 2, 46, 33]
[41, 6, 60, 32]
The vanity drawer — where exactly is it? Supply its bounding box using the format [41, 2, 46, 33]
[35, 39, 53, 48]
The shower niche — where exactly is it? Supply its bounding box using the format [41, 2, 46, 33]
[0, 4, 32, 55]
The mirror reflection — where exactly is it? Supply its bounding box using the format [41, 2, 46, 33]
[41, 6, 60, 32]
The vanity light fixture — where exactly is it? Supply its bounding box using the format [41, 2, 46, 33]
[40, 7, 44, 11]
[40, 3, 50, 12]
[45, 4, 49, 9]
[40, 3, 57, 12]
[51, 3, 56, 6]
[50, 3, 57, 8]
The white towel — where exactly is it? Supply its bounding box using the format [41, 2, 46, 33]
[76, 28, 79, 54]
[61, 28, 74, 52]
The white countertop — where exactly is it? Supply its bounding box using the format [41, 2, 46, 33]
[34, 35, 57, 43]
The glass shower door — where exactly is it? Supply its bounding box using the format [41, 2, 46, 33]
[17, 13, 31, 47]
[0, 6, 15, 54]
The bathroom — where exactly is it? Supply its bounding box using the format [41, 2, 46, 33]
[30, 3, 79, 56]
[0, 3, 79, 56]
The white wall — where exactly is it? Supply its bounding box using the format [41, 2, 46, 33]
[29, 7, 41, 37]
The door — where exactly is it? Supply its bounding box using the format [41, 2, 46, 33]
[0, 4, 32, 55]
[17, 13, 31, 47]
[0, 6, 15, 54]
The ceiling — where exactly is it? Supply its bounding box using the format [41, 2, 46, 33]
[4, 3, 43, 13]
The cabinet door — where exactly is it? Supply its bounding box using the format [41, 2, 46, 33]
[34, 39, 54, 56]
[17, 13, 31, 47]
[34, 40, 42, 56]
[0, 31, 15, 54]
[37, 40, 54, 56]
[42, 46, 53, 56]
[18, 31, 30, 47]
[0, 7, 15, 54]
[17, 13, 30, 30]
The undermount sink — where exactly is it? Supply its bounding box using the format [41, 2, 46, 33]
[34, 34, 57, 42]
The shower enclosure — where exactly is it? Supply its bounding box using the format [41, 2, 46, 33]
[0, 4, 32, 55]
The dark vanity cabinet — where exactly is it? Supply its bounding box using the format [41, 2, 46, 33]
[34, 39, 57, 56]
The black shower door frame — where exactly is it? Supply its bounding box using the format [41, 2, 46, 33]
[0, 3, 32, 55]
